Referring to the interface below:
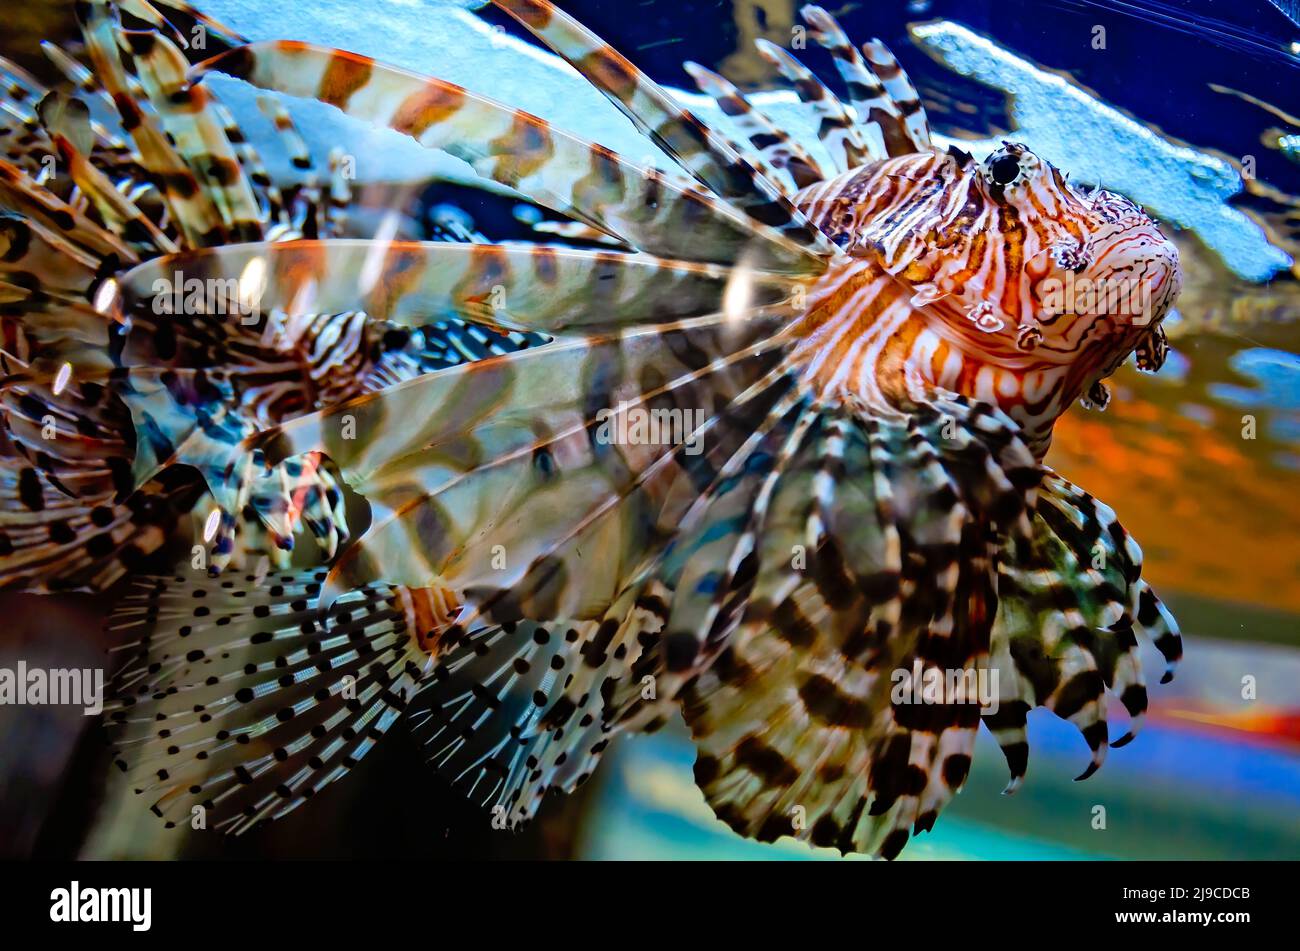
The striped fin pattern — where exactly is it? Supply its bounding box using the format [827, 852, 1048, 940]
[122, 29, 264, 242]
[801, 5, 931, 159]
[0, 0, 1188, 862]
[192, 41, 821, 273]
[247, 308, 799, 603]
[988, 473, 1184, 789]
[77, 0, 229, 248]
[488, 0, 838, 261]
[0, 158, 139, 263]
[754, 38, 870, 173]
[681, 61, 826, 192]
[617, 395, 1037, 857]
[115, 240, 804, 336]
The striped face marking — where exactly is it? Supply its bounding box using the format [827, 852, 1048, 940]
[792, 144, 1182, 454]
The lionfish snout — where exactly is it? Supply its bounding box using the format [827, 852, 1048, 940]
[1032, 189, 1182, 380]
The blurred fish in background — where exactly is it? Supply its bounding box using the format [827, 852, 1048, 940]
[1, 0, 1296, 860]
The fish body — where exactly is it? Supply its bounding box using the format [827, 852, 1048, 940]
[2, 1, 1185, 857]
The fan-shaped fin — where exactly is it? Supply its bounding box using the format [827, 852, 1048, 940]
[105, 573, 452, 833]
[408, 583, 664, 827]
[246, 307, 800, 606]
[667, 396, 1028, 857]
[488, 0, 838, 260]
[192, 41, 821, 273]
[115, 240, 804, 336]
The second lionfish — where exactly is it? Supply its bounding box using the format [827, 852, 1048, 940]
[4, 0, 1185, 858]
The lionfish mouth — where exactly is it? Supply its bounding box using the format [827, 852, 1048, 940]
[0, 0, 1183, 859]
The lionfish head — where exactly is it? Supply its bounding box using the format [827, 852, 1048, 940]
[850, 141, 1182, 385]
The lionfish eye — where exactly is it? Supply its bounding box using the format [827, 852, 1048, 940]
[989, 155, 1022, 186]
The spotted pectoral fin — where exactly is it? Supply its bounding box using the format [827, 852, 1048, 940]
[406, 592, 659, 828]
[0, 467, 189, 593]
[0, 369, 195, 593]
[105, 572, 445, 833]
[682, 612, 985, 859]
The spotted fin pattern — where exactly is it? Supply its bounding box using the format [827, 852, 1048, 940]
[106, 571, 448, 832]
[407, 599, 655, 827]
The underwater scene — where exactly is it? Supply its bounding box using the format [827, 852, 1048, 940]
[0, 0, 1296, 867]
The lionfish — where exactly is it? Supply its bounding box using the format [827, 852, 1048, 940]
[1, 0, 1186, 859]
